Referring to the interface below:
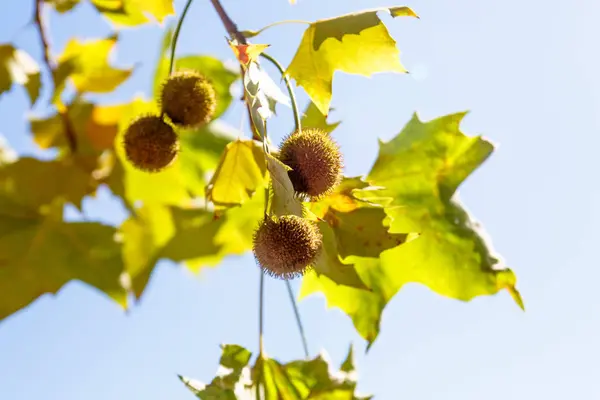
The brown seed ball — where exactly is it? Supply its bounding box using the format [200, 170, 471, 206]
[123, 115, 178, 172]
[252, 215, 322, 279]
[160, 70, 217, 128]
[278, 128, 343, 199]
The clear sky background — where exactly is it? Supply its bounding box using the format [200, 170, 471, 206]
[1, 0, 599, 399]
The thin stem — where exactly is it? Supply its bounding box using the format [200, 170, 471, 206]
[242, 19, 310, 39]
[168, 0, 194, 75]
[34, 0, 77, 153]
[285, 281, 309, 358]
[260, 53, 301, 134]
[258, 272, 265, 355]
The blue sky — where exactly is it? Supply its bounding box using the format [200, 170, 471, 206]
[1, 0, 599, 399]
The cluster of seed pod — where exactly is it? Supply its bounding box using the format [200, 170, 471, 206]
[123, 70, 217, 172]
[252, 128, 344, 279]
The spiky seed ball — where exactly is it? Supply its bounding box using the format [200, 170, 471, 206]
[123, 115, 179, 172]
[160, 70, 217, 128]
[278, 128, 343, 199]
[252, 215, 322, 279]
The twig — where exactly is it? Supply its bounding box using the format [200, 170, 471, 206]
[34, 0, 77, 153]
[209, 0, 246, 44]
[285, 281, 309, 358]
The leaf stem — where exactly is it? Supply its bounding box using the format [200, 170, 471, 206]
[285, 281, 309, 358]
[242, 19, 310, 39]
[34, 0, 77, 153]
[168, 0, 194, 76]
[259, 52, 302, 134]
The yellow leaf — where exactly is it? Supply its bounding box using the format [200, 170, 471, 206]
[206, 139, 267, 206]
[29, 100, 127, 153]
[55, 35, 132, 96]
[91, 0, 174, 26]
[229, 42, 270, 66]
[286, 6, 418, 115]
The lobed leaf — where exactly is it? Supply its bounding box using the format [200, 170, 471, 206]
[53, 35, 132, 101]
[180, 343, 370, 399]
[302, 112, 524, 346]
[300, 100, 340, 135]
[286, 6, 418, 115]
[0, 158, 127, 321]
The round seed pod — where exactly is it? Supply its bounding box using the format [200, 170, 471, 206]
[123, 114, 178, 172]
[252, 215, 322, 279]
[160, 70, 217, 128]
[278, 128, 343, 199]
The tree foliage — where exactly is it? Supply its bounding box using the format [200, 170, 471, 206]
[0, 0, 523, 397]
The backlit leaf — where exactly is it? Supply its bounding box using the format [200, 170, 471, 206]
[0, 44, 41, 106]
[302, 112, 523, 346]
[243, 58, 290, 121]
[301, 100, 340, 135]
[255, 345, 369, 400]
[323, 207, 409, 259]
[0, 159, 126, 321]
[179, 344, 252, 399]
[29, 100, 127, 154]
[311, 221, 368, 290]
[0, 158, 96, 210]
[286, 6, 418, 115]
[54, 35, 132, 99]
[91, 0, 174, 26]
[206, 139, 267, 207]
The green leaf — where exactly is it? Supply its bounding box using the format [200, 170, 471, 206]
[179, 344, 252, 399]
[182, 186, 265, 272]
[311, 221, 368, 290]
[0, 44, 41, 106]
[0, 193, 126, 321]
[266, 153, 303, 217]
[119, 204, 176, 298]
[91, 0, 174, 26]
[255, 345, 369, 400]
[286, 6, 418, 115]
[177, 120, 237, 198]
[301, 100, 340, 135]
[302, 112, 524, 346]
[45, 0, 80, 12]
[153, 55, 239, 121]
[53, 35, 132, 101]
[206, 139, 267, 207]
[0, 158, 96, 210]
[119, 187, 265, 297]
[323, 207, 410, 259]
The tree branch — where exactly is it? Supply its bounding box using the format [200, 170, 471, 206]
[34, 0, 77, 153]
[209, 0, 246, 44]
